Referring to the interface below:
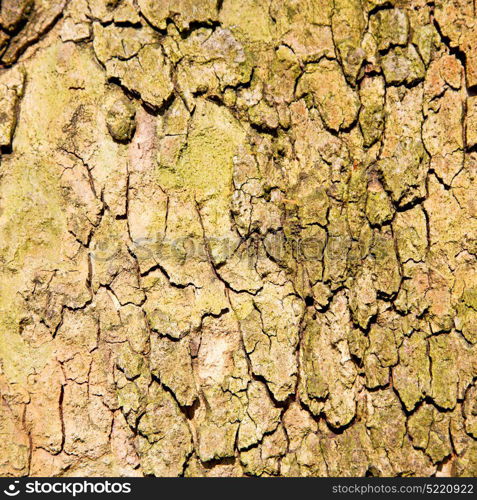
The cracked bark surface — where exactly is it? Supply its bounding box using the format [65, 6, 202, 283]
[1, 0, 477, 477]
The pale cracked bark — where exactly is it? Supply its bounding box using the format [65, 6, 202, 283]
[1, 0, 477, 478]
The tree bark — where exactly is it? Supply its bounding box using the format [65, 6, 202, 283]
[0, 0, 476, 477]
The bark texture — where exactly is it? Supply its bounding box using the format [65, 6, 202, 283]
[1, 0, 477, 477]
